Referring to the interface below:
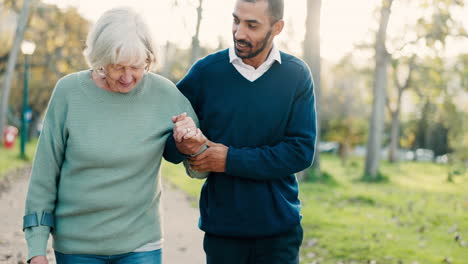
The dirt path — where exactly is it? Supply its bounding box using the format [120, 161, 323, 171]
[0, 167, 205, 264]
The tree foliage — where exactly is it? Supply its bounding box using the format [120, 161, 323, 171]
[0, 1, 89, 134]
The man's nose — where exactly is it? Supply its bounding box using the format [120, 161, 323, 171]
[234, 24, 247, 41]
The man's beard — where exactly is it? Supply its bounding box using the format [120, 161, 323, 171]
[234, 29, 272, 59]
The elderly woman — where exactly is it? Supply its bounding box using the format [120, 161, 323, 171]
[23, 7, 206, 264]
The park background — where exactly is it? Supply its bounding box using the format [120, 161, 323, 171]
[0, 0, 467, 263]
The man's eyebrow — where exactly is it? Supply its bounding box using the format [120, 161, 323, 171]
[232, 13, 261, 24]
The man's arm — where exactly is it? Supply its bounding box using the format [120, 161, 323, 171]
[190, 68, 317, 181]
[163, 136, 187, 164]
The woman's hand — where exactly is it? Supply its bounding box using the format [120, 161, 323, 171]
[172, 113, 198, 143]
[30, 256, 48, 264]
[172, 113, 207, 155]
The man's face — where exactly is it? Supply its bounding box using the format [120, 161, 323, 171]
[232, 0, 275, 59]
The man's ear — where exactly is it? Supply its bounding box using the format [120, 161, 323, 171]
[272, 19, 284, 37]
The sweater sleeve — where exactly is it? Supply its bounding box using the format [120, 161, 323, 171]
[174, 62, 208, 179]
[163, 83, 208, 184]
[164, 60, 203, 164]
[24, 80, 68, 260]
[162, 102, 200, 164]
[180, 101, 208, 179]
[225, 67, 317, 181]
[183, 160, 208, 179]
[162, 71, 200, 164]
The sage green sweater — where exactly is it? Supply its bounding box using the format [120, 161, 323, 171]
[24, 70, 202, 259]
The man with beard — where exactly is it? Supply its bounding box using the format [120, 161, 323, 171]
[173, 0, 316, 263]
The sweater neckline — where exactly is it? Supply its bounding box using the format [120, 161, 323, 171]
[78, 70, 147, 103]
[228, 60, 280, 84]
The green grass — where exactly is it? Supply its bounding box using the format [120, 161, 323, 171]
[162, 161, 205, 199]
[0, 139, 38, 180]
[161, 154, 468, 264]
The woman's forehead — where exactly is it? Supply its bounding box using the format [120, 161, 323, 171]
[111, 60, 146, 67]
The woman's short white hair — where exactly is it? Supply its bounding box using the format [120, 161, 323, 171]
[83, 7, 156, 71]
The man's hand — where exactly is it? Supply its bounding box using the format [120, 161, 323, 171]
[188, 141, 228, 172]
[30, 256, 48, 264]
[172, 113, 207, 155]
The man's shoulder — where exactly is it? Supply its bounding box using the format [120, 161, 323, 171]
[192, 49, 229, 71]
[279, 51, 311, 75]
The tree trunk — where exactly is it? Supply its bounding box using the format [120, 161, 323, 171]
[388, 59, 414, 163]
[298, 0, 321, 181]
[364, 0, 393, 179]
[388, 109, 400, 162]
[161, 42, 176, 79]
[0, 0, 33, 144]
[190, 0, 203, 65]
[415, 100, 431, 149]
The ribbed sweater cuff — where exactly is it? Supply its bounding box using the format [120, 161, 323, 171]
[226, 147, 242, 176]
[25, 228, 50, 261]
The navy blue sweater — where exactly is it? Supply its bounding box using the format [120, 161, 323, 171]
[176, 49, 316, 237]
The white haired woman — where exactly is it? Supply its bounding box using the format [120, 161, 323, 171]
[23, 7, 206, 264]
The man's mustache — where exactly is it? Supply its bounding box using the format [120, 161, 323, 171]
[234, 39, 253, 48]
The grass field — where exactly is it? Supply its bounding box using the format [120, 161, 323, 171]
[161, 154, 468, 264]
[0, 139, 37, 181]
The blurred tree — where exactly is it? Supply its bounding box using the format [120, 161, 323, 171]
[299, 0, 321, 181]
[364, 0, 394, 180]
[449, 54, 468, 162]
[158, 43, 219, 83]
[0, 0, 34, 145]
[171, 0, 204, 66]
[321, 55, 369, 164]
[160, 41, 178, 79]
[2, 2, 89, 138]
[364, 0, 466, 175]
[386, 0, 466, 162]
[455, 54, 468, 93]
[190, 0, 203, 64]
[387, 56, 415, 162]
[410, 54, 467, 160]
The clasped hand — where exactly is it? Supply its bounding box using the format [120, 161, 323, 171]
[172, 112, 207, 155]
[172, 113, 228, 172]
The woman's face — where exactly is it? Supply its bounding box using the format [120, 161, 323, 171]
[103, 63, 146, 93]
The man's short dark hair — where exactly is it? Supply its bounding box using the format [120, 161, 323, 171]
[242, 0, 284, 23]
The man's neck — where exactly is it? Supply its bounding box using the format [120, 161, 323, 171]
[242, 44, 274, 69]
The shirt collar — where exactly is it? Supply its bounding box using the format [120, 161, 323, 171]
[229, 44, 282, 65]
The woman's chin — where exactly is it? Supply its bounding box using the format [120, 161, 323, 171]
[115, 83, 136, 93]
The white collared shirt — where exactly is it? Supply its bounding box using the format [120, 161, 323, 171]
[229, 45, 282, 82]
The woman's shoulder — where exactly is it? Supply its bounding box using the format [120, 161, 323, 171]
[144, 72, 181, 95]
[145, 72, 174, 86]
[54, 70, 91, 92]
[50, 71, 86, 99]
[144, 72, 191, 106]
[57, 71, 85, 85]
